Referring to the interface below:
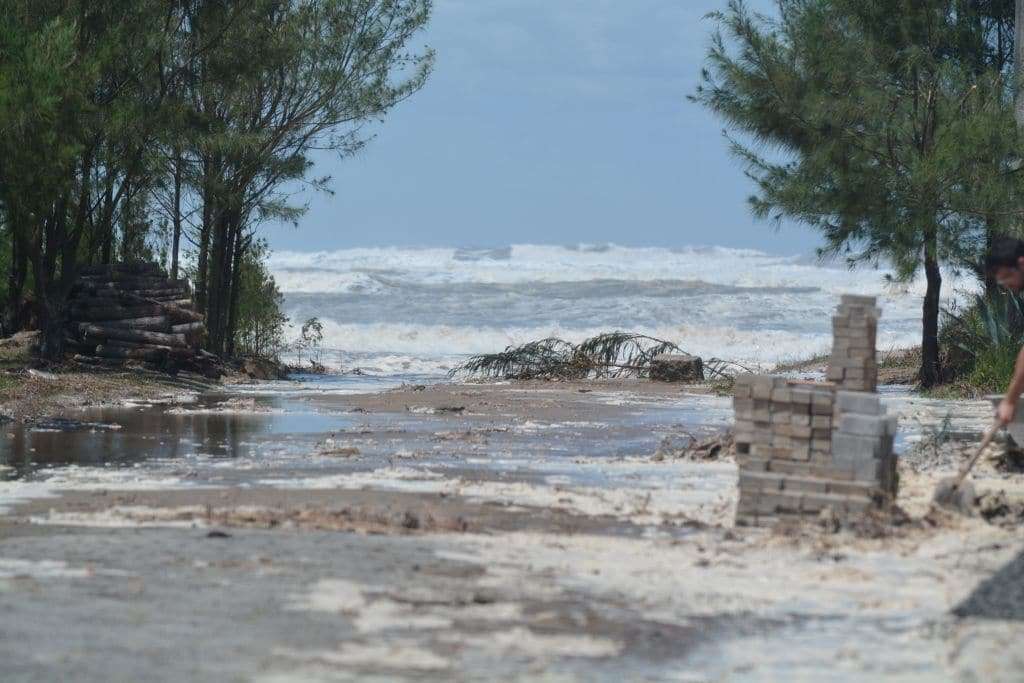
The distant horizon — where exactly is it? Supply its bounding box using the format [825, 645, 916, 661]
[263, 237, 828, 259]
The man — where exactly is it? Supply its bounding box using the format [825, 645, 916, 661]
[986, 236, 1024, 425]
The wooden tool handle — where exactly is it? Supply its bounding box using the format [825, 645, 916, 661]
[953, 420, 1000, 488]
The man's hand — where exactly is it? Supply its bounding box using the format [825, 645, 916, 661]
[997, 398, 1017, 426]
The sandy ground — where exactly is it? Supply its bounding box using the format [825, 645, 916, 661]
[0, 380, 1022, 681]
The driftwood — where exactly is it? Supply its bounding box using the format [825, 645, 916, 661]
[80, 324, 187, 348]
[71, 295, 154, 308]
[70, 305, 167, 322]
[128, 290, 190, 299]
[78, 262, 161, 277]
[95, 344, 167, 361]
[75, 285, 189, 298]
[104, 316, 172, 332]
[172, 322, 206, 336]
[101, 339, 192, 358]
[76, 278, 189, 290]
[73, 354, 130, 367]
[160, 303, 203, 324]
[68, 260, 224, 377]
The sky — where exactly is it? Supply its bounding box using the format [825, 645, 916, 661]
[266, 0, 821, 255]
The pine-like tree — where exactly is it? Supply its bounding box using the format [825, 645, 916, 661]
[694, 0, 1024, 386]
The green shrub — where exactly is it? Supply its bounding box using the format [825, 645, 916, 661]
[940, 291, 1024, 392]
[966, 342, 1019, 394]
[233, 240, 288, 360]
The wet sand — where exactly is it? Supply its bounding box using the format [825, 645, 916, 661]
[0, 380, 1022, 681]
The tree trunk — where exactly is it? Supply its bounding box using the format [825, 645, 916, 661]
[195, 160, 213, 314]
[1016, 0, 1024, 127]
[206, 212, 226, 354]
[7, 229, 28, 332]
[984, 226, 999, 299]
[120, 182, 133, 262]
[88, 172, 115, 266]
[920, 246, 943, 388]
[206, 207, 240, 357]
[225, 235, 246, 359]
[38, 295, 67, 361]
[100, 179, 114, 265]
[171, 149, 183, 280]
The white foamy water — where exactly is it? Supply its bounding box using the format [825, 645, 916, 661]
[269, 244, 973, 378]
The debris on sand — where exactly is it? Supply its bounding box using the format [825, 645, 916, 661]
[771, 504, 919, 540]
[26, 369, 58, 381]
[407, 405, 465, 415]
[317, 439, 361, 458]
[452, 332, 747, 381]
[977, 491, 1024, 528]
[167, 396, 273, 415]
[653, 430, 735, 462]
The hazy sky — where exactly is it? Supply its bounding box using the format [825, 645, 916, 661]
[267, 0, 820, 255]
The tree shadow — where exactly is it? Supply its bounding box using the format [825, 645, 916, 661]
[953, 548, 1024, 620]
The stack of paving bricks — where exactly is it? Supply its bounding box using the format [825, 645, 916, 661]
[827, 295, 880, 392]
[733, 296, 898, 527]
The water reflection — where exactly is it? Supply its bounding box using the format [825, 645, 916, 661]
[0, 394, 349, 478]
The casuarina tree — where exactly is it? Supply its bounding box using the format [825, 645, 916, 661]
[694, 0, 1024, 387]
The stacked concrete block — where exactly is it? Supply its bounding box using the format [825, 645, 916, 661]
[733, 296, 897, 527]
[832, 391, 898, 498]
[827, 295, 880, 392]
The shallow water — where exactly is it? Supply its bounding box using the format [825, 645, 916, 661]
[0, 393, 351, 477]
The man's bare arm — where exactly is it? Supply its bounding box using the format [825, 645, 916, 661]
[998, 345, 1024, 424]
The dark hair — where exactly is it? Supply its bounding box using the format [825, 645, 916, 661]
[986, 236, 1024, 271]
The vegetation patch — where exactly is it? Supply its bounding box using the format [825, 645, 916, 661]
[936, 292, 1024, 397]
[452, 332, 747, 381]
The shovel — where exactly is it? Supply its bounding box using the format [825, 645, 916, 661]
[932, 419, 1001, 514]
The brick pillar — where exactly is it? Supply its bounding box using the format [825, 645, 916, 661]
[827, 295, 880, 393]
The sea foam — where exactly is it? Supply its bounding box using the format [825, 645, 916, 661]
[269, 244, 973, 377]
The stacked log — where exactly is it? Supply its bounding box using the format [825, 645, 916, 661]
[67, 262, 221, 377]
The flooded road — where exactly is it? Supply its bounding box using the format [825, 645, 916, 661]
[0, 380, 1021, 681]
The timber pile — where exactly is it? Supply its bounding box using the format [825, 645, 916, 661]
[65, 262, 222, 377]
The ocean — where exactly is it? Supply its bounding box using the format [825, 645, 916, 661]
[268, 243, 970, 382]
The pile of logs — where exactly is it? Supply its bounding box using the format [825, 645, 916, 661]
[66, 262, 221, 377]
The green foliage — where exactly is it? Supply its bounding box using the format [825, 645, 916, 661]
[0, 1, 434, 361]
[184, 0, 434, 356]
[0, 1, 201, 354]
[693, 0, 1024, 386]
[296, 317, 325, 370]
[966, 342, 1019, 393]
[453, 332, 747, 381]
[233, 241, 288, 360]
[940, 290, 1024, 392]
[456, 338, 586, 380]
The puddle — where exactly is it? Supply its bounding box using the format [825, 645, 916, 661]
[0, 394, 351, 476]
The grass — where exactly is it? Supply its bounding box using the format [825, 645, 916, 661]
[929, 291, 1024, 398]
[964, 343, 1018, 395]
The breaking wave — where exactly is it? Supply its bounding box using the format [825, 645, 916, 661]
[269, 243, 973, 377]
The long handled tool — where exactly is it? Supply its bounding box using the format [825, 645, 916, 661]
[932, 419, 1001, 513]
